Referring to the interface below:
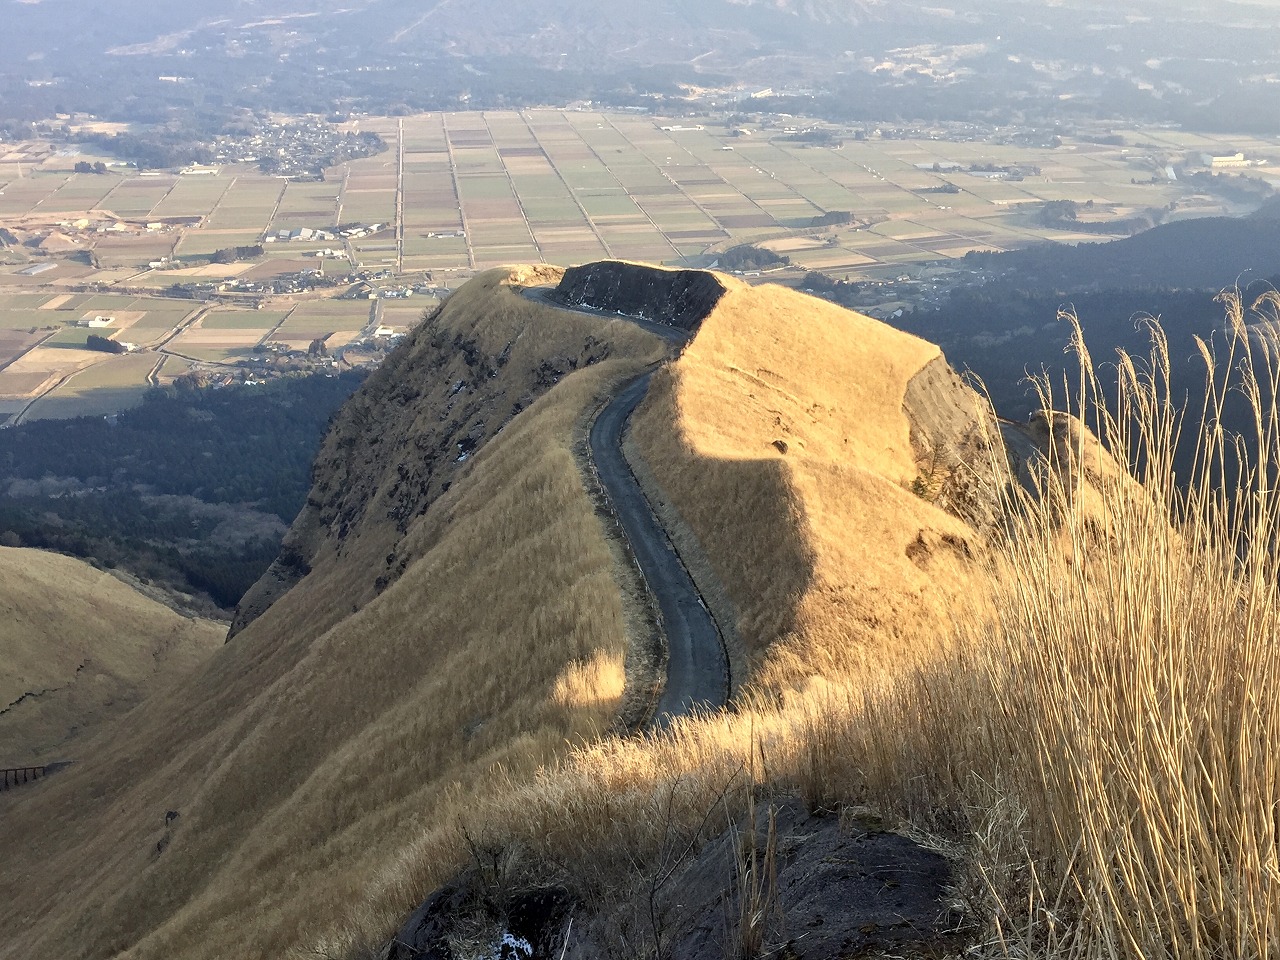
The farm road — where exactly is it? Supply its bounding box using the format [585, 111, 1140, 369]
[527, 286, 729, 724]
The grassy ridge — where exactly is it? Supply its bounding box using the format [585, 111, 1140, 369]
[7, 268, 1275, 960]
[0, 268, 667, 959]
[319, 276, 995, 956]
[630, 279, 979, 690]
[333, 288, 1280, 958]
[833, 298, 1280, 957]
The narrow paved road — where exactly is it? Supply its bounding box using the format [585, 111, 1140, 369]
[528, 286, 729, 723]
[590, 371, 728, 723]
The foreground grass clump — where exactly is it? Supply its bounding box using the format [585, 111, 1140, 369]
[847, 294, 1280, 958]
[1011, 299, 1280, 956]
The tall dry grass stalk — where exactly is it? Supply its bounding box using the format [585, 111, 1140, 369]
[847, 293, 1280, 959]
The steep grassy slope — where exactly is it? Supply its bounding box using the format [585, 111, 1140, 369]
[629, 279, 991, 690]
[0, 548, 224, 764]
[5, 259, 1249, 960]
[232, 265, 649, 637]
[351, 292, 1280, 960]
[0, 263, 1009, 959]
[326, 273, 1003, 958]
[0, 267, 667, 959]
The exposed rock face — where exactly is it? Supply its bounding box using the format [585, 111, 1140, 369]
[387, 798, 962, 960]
[653, 799, 962, 960]
[552, 261, 726, 331]
[227, 510, 322, 637]
[901, 355, 1005, 535]
[386, 882, 573, 960]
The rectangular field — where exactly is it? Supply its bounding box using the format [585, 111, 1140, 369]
[22, 352, 159, 420]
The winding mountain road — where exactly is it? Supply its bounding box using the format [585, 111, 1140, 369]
[590, 371, 729, 723]
[529, 286, 729, 724]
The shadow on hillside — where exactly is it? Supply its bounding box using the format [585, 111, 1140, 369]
[699, 457, 813, 662]
[632, 372, 816, 679]
[22, 385, 149, 421]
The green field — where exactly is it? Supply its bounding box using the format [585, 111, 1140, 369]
[277, 300, 371, 339]
[150, 177, 232, 218]
[201, 309, 290, 330]
[0, 309, 61, 333]
[35, 174, 127, 214]
[164, 344, 257, 363]
[0, 174, 69, 217]
[0, 293, 60, 314]
[174, 229, 267, 257]
[100, 176, 179, 217]
[282, 300, 371, 320]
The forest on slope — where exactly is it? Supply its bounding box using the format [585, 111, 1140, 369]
[0, 371, 365, 610]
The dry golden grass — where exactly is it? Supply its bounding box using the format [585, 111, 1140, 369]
[0, 546, 224, 763]
[315, 278, 997, 957]
[234, 264, 663, 638]
[813, 298, 1280, 958]
[628, 279, 985, 690]
[10, 264, 1271, 960]
[331, 290, 1280, 960]
[0, 268, 668, 960]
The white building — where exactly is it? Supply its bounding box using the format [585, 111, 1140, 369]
[1203, 152, 1248, 168]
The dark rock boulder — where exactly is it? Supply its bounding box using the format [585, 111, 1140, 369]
[639, 799, 964, 960]
[552, 261, 726, 332]
[382, 798, 966, 960]
[384, 878, 572, 960]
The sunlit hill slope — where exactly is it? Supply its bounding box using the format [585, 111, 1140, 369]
[0, 266, 670, 957]
[0, 548, 224, 766]
[7, 262, 1247, 960]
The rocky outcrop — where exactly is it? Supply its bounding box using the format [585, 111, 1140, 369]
[652, 799, 962, 960]
[901, 355, 1006, 535]
[386, 798, 963, 960]
[552, 261, 726, 331]
[227, 512, 320, 636]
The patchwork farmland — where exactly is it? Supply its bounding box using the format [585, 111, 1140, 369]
[5, 110, 1274, 281]
[341, 110, 1274, 277]
[2, 109, 1278, 421]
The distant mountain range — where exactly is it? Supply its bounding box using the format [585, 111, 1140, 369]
[8, 0, 1275, 66]
[3, 0, 905, 73]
